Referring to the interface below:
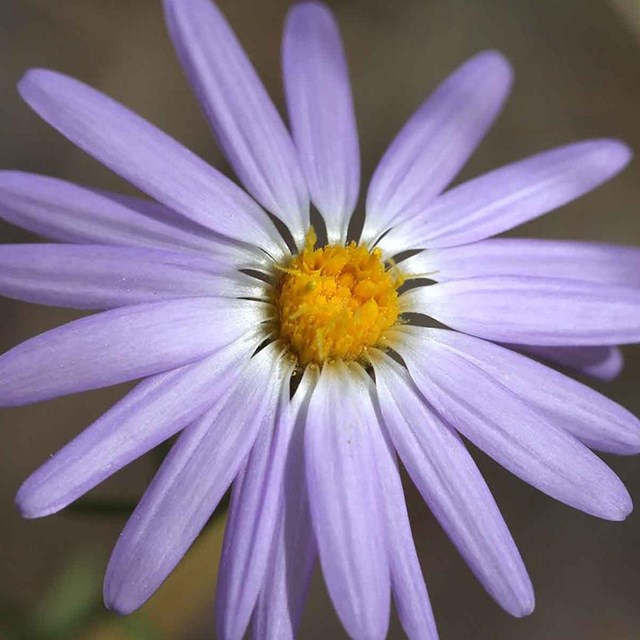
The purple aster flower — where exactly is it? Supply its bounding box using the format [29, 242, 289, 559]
[1, 1, 640, 638]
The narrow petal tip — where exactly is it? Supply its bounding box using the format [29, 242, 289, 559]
[103, 587, 137, 616]
[588, 137, 633, 172]
[474, 48, 514, 81]
[511, 592, 536, 619]
[14, 482, 45, 520]
[15, 474, 71, 520]
[595, 475, 633, 521]
[289, 0, 332, 13]
[17, 67, 54, 98]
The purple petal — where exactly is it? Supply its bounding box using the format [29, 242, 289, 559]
[283, 2, 359, 244]
[18, 70, 286, 256]
[363, 51, 513, 243]
[306, 361, 390, 640]
[0, 298, 267, 406]
[104, 343, 288, 614]
[0, 244, 264, 309]
[16, 335, 256, 518]
[513, 344, 624, 382]
[380, 140, 632, 254]
[367, 388, 440, 637]
[0, 171, 253, 258]
[252, 372, 318, 640]
[403, 276, 640, 345]
[402, 239, 640, 286]
[372, 351, 533, 617]
[215, 361, 301, 640]
[390, 326, 632, 520]
[164, 0, 309, 246]
[415, 332, 640, 455]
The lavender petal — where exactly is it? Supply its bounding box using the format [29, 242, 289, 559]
[407, 330, 640, 454]
[403, 276, 640, 345]
[0, 298, 267, 406]
[16, 335, 256, 518]
[283, 2, 359, 244]
[0, 171, 251, 258]
[513, 344, 624, 382]
[402, 239, 640, 286]
[252, 370, 318, 640]
[363, 51, 512, 243]
[365, 373, 440, 637]
[380, 140, 632, 254]
[372, 350, 533, 617]
[104, 343, 288, 614]
[390, 327, 632, 520]
[215, 358, 298, 640]
[306, 360, 390, 640]
[18, 69, 286, 256]
[0, 244, 264, 309]
[164, 0, 309, 246]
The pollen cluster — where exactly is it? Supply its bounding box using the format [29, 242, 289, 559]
[275, 230, 402, 365]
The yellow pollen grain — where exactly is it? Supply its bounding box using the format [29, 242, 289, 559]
[275, 229, 403, 365]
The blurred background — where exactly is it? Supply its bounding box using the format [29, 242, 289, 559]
[1, 0, 640, 638]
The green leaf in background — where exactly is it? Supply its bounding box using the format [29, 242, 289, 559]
[29, 550, 104, 640]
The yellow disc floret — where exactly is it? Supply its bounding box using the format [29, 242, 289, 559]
[276, 229, 403, 365]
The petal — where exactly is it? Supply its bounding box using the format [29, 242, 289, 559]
[104, 343, 288, 614]
[363, 51, 513, 243]
[372, 351, 533, 617]
[402, 276, 640, 345]
[18, 70, 286, 256]
[366, 384, 440, 637]
[513, 344, 624, 382]
[164, 0, 309, 246]
[402, 239, 640, 286]
[215, 358, 299, 640]
[410, 332, 640, 455]
[16, 335, 256, 518]
[306, 360, 390, 640]
[0, 244, 264, 309]
[379, 139, 632, 254]
[0, 171, 250, 258]
[0, 297, 268, 406]
[252, 373, 318, 640]
[390, 326, 632, 520]
[283, 1, 359, 244]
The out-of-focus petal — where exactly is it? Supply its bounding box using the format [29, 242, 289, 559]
[164, 0, 309, 246]
[402, 276, 640, 346]
[0, 298, 268, 406]
[401, 239, 640, 286]
[513, 344, 624, 382]
[252, 371, 318, 640]
[306, 360, 390, 640]
[0, 244, 264, 309]
[363, 51, 513, 243]
[215, 357, 299, 640]
[18, 70, 287, 256]
[104, 343, 288, 614]
[389, 326, 632, 520]
[16, 334, 257, 518]
[283, 1, 359, 244]
[380, 140, 631, 254]
[372, 351, 533, 617]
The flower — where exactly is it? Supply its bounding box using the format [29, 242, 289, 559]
[1, 0, 639, 638]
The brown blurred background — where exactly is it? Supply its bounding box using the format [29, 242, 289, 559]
[1, 1, 640, 638]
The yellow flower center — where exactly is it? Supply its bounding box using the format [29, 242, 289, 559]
[275, 229, 403, 365]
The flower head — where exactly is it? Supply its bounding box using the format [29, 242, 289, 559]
[1, 1, 640, 639]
